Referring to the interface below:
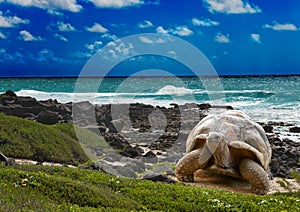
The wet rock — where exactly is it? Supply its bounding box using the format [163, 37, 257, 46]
[142, 172, 176, 183]
[15, 96, 38, 107]
[80, 162, 105, 172]
[268, 121, 294, 127]
[142, 164, 176, 183]
[289, 126, 300, 133]
[4, 90, 17, 97]
[258, 123, 273, 133]
[268, 134, 300, 178]
[142, 151, 158, 164]
[0, 90, 17, 105]
[36, 110, 60, 125]
[211, 105, 234, 110]
[198, 103, 211, 110]
[23, 113, 36, 120]
[103, 133, 143, 158]
[97, 157, 146, 178]
[0, 104, 23, 117]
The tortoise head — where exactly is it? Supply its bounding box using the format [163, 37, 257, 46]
[207, 132, 233, 168]
[207, 132, 224, 153]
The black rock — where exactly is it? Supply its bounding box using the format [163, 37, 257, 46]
[141, 164, 176, 183]
[261, 124, 273, 133]
[142, 172, 176, 183]
[5, 90, 17, 97]
[268, 134, 300, 178]
[143, 151, 156, 158]
[198, 103, 211, 110]
[80, 162, 106, 172]
[15, 96, 38, 107]
[36, 110, 60, 125]
[0, 104, 23, 117]
[103, 133, 143, 158]
[289, 126, 300, 133]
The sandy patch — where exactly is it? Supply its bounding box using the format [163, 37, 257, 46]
[179, 170, 300, 195]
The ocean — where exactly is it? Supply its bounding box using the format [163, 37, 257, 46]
[1, 75, 300, 128]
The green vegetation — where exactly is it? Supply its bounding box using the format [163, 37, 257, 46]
[276, 178, 291, 190]
[0, 164, 299, 211]
[292, 171, 300, 184]
[0, 112, 299, 211]
[0, 113, 92, 165]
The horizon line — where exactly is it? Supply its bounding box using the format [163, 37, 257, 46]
[0, 74, 299, 79]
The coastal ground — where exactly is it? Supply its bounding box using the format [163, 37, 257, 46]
[0, 90, 299, 198]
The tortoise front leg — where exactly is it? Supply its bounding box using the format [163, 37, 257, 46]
[239, 158, 270, 195]
[175, 144, 211, 182]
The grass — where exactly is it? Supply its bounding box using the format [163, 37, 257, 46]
[292, 171, 300, 184]
[0, 113, 93, 165]
[0, 163, 299, 211]
[276, 179, 290, 189]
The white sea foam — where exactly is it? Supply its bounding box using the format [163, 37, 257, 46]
[156, 85, 193, 96]
[14, 88, 300, 127]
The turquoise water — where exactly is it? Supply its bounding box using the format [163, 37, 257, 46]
[0, 76, 300, 124]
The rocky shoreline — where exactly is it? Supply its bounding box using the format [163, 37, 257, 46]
[0, 90, 299, 180]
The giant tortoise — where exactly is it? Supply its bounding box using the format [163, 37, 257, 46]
[175, 110, 272, 195]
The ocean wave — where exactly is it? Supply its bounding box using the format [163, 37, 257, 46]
[223, 90, 275, 98]
[14, 88, 275, 104]
[156, 85, 193, 96]
[12, 89, 300, 127]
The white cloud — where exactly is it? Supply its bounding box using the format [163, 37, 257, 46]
[102, 41, 135, 60]
[57, 21, 75, 32]
[203, 0, 261, 14]
[85, 40, 103, 52]
[192, 18, 219, 27]
[139, 36, 166, 44]
[168, 50, 176, 59]
[19, 30, 43, 41]
[86, 23, 108, 33]
[0, 31, 6, 39]
[156, 26, 168, 34]
[250, 33, 261, 44]
[156, 37, 166, 43]
[107, 49, 117, 58]
[88, 0, 144, 8]
[107, 41, 116, 47]
[0, 11, 29, 28]
[139, 36, 153, 44]
[214, 32, 230, 43]
[37, 49, 67, 63]
[263, 21, 298, 31]
[102, 33, 118, 41]
[172, 26, 194, 36]
[54, 33, 68, 42]
[137, 20, 154, 29]
[71, 51, 92, 59]
[115, 42, 133, 55]
[5, 0, 82, 13]
[156, 25, 194, 36]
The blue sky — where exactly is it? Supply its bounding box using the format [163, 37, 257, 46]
[0, 0, 300, 77]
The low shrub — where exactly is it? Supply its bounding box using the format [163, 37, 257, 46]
[0, 164, 299, 211]
[0, 113, 92, 165]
